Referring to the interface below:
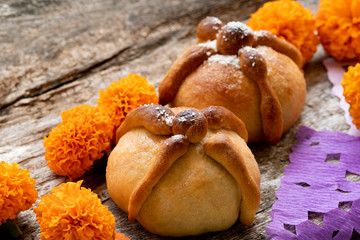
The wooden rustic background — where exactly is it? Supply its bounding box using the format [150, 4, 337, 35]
[0, 0, 350, 239]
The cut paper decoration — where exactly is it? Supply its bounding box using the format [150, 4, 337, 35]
[322, 58, 360, 137]
[267, 126, 360, 240]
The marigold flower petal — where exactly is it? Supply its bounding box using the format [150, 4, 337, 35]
[115, 232, 130, 240]
[247, 0, 319, 64]
[97, 73, 159, 131]
[34, 181, 116, 240]
[44, 105, 113, 180]
[316, 0, 360, 61]
[0, 161, 38, 224]
[341, 63, 360, 129]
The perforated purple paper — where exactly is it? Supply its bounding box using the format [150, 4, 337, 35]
[266, 126, 360, 240]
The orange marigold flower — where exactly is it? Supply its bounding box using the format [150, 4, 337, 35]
[0, 161, 38, 224]
[44, 105, 113, 180]
[115, 232, 130, 240]
[341, 63, 360, 129]
[247, 0, 319, 64]
[97, 73, 158, 130]
[34, 181, 116, 240]
[316, 0, 360, 61]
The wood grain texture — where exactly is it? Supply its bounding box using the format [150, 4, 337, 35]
[0, 0, 349, 239]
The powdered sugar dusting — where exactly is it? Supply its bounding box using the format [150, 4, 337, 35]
[254, 30, 270, 38]
[240, 46, 258, 59]
[155, 107, 174, 127]
[224, 21, 252, 39]
[207, 54, 240, 69]
[165, 115, 174, 126]
[172, 134, 187, 141]
[177, 110, 197, 123]
[239, 46, 259, 68]
[203, 16, 222, 26]
[198, 40, 217, 52]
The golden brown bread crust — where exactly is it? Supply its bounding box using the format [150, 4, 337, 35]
[172, 109, 208, 143]
[203, 133, 260, 225]
[116, 105, 174, 142]
[107, 128, 260, 236]
[239, 47, 283, 144]
[106, 105, 260, 236]
[173, 46, 305, 143]
[116, 104, 248, 145]
[216, 23, 254, 55]
[159, 18, 305, 144]
[253, 30, 303, 68]
[158, 45, 216, 105]
[128, 134, 189, 222]
[196, 16, 224, 43]
[201, 106, 248, 142]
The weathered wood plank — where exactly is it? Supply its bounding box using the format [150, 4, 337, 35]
[0, 0, 350, 239]
[0, 0, 268, 109]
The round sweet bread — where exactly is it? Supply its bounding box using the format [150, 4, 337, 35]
[159, 17, 306, 144]
[173, 46, 305, 143]
[106, 105, 260, 237]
